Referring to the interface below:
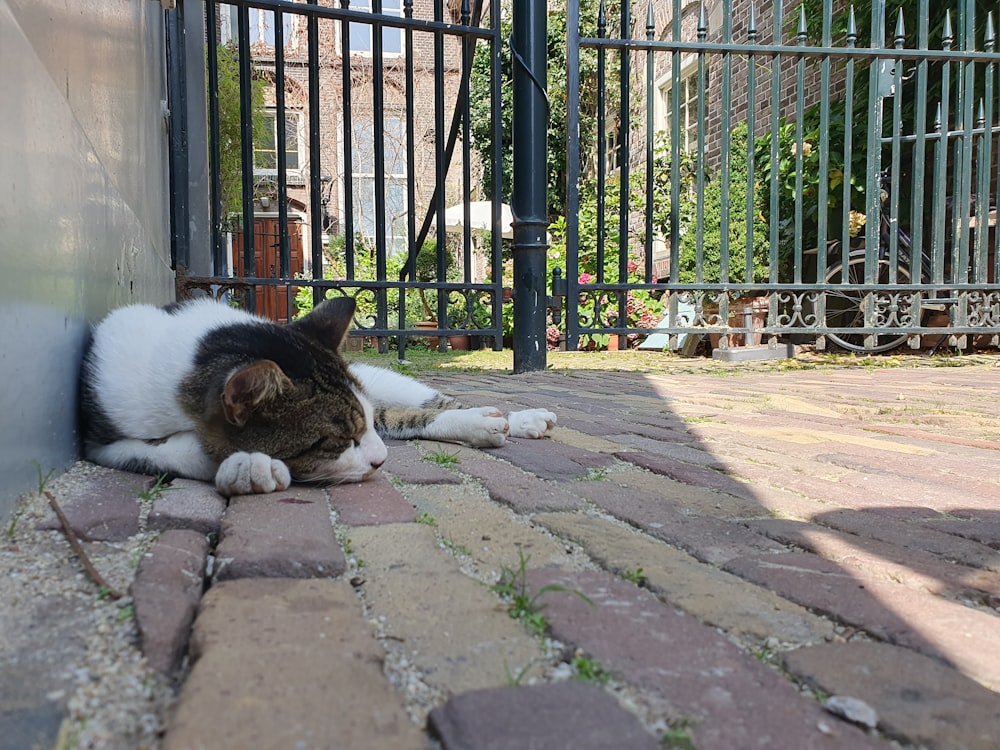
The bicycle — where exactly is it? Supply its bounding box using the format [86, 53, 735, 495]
[812, 171, 991, 353]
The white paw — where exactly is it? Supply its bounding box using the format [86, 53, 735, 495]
[507, 409, 557, 439]
[215, 452, 292, 497]
[430, 407, 510, 448]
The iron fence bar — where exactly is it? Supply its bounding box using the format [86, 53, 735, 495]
[614, 2, 633, 350]
[488, 0, 503, 351]
[668, 0, 680, 287]
[564, 0, 582, 352]
[372, 0, 390, 345]
[744, 5, 758, 287]
[793, 7, 807, 286]
[910, 0, 929, 286]
[767, 0, 782, 285]
[205, 1, 226, 275]
[237, 3, 257, 311]
[510, 0, 547, 372]
[306, 1, 324, 309]
[574, 37, 1000, 64]
[838, 7, 857, 276]
[165, 3, 190, 271]
[398, 0, 416, 358]
[273, 7, 294, 323]
[978, 13, 995, 285]
[339, 0, 356, 281]
[956, 0, 976, 287]
[643, 3, 654, 285]
[815, 0, 832, 283]
[718, 0, 732, 287]
[887, 11, 904, 285]
[433, 0, 448, 350]
[695, 4, 707, 286]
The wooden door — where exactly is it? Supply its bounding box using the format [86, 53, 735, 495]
[232, 218, 304, 323]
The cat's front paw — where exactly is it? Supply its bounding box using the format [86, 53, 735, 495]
[215, 452, 292, 496]
[507, 409, 557, 439]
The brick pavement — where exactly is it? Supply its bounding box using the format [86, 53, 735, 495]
[10, 360, 1000, 749]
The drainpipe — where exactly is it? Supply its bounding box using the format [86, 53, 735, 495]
[511, 0, 548, 373]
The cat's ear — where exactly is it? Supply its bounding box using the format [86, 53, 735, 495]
[289, 297, 356, 350]
[222, 360, 292, 426]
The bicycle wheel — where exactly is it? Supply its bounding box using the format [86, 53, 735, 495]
[823, 253, 910, 353]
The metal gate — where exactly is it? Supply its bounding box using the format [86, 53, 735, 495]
[171, 0, 513, 358]
[560, 0, 1000, 353]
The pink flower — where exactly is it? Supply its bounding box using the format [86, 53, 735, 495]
[578, 272, 592, 285]
[627, 259, 639, 274]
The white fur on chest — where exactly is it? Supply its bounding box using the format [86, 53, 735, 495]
[89, 300, 262, 438]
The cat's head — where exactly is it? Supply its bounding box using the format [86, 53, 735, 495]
[205, 297, 388, 484]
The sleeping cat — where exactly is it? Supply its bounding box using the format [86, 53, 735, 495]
[79, 297, 556, 496]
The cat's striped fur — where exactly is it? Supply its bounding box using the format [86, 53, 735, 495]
[80, 297, 556, 496]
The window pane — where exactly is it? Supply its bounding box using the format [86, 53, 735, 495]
[255, 113, 278, 170]
[284, 115, 299, 170]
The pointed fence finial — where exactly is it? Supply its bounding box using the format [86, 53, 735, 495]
[943, 10, 953, 49]
[798, 5, 808, 42]
[847, 6, 858, 45]
[894, 9, 905, 47]
[986, 12, 995, 51]
[748, 4, 758, 40]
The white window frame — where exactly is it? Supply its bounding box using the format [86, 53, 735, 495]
[655, 54, 702, 153]
[220, 7, 300, 52]
[340, 114, 409, 256]
[254, 110, 305, 178]
[342, 0, 404, 58]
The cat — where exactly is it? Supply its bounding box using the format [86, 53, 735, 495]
[79, 296, 557, 497]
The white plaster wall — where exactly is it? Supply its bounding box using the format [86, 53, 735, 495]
[0, 0, 174, 521]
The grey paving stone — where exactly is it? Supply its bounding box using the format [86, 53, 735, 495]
[745, 518, 1000, 599]
[328, 474, 416, 526]
[525, 568, 886, 750]
[383, 441, 464, 484]
[784, 641, 1000, 750]
[615, 451, 748, 495]
[491, 438, 616, 481]
[35, 471, 153, 541]
[723, 551, 1000, 687]
[130, 529, 209, 678]
[456, 453, 584, 512]
[0, 702, 64, 750]
[571, 481, 784, 565]
[147, 478, 226, 536]
[428, 682, 660, 750]
[213, 487, 345, 581]
[533, 511, 834, 645]
[163, 578, 423, 750]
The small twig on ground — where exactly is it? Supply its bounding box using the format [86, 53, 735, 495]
[45, 490, 122, 600]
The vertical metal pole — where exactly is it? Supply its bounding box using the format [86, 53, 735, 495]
[165, 2, 190, 272]
[511, 0, 547, 373]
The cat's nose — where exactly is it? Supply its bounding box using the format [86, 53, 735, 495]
[370, 457, 385, 471]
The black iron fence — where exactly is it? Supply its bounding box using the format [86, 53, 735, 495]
[560, 0, 1000, 354]
[175, 0, 516, 359]
[167, 0, 1000, 365]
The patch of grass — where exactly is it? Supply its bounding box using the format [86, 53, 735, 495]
[571, 655, 612, 685]
[504, 658, 534, 686]
[577, 467, 607, 482]
[621, 567, 648, 587]
[415, 512, 438, 527]
[138, 474, 174, 502]
[661, 720, 697, 750]
[440, 537, 472, 557]
[491, 548, 592, 637]
[681, 415, 713, 424]
[33, 460, 56, 494]
[424, 446, 461, 469]
[116, 605, 135, 622]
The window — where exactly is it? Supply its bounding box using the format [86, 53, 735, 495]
[349, 115, 408, 254]
[220, 8, 298, 50]
[656, 56, 703, 152]
[347, 0, 403, 56]
[255, 111, 302, 174]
